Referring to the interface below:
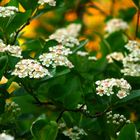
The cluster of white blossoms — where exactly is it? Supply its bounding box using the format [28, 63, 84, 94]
[0, 133, 14, 140]
[12, 59, 51, 78]
[124, 40, 140, 52]
[0, 101, 21, 123]
[48, 23, 81, 47]
[105, 18, 128, 34]
[39, 45, 74, 68]
[95, 78, 131, 99]
[38, 0, 56, 6]
[106, 52, 124, 63]
[59, 123, 87, 140]
[0, 39, 22, 58]
[0, 6, 18, 18]
[121, 40, 140, 76]
[106, 111, 131, 125]
[5, 101, 21, 115]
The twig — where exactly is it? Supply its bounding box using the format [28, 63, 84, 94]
[135, 9, 140, 39]
[56, 110, 65, 123]
[110, 0, 115, 16]
[12, 18, 31, 45]
[56, 105, 111, 123]
[88, 1, 108, 16]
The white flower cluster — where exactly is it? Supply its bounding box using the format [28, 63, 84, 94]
[12, 59, 51, 78]
[106, 111, 131, 125]
[105, 18, 128, 34]
[48, 23, 81, 47]
[95, 78, 131, 99]
[0, 133, 14, 140]
[38, 0, 56, 6]
[106, 52, 124, 63]
[124, 40, 140, 52]
[121, 40, 140, 76]
[0, 6, 18, 18]
[5, 101, 21, 114]
[39, 45, 74, 68]
[0, 39, 22, 58]
[59, 123, 87, 140]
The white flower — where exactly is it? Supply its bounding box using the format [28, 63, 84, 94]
[88, 56, 97, 61]
[95, 78, 131, 99]
[0, 39, 6, 52]
[0, 133, 14, 140]
[58, 123, 66, 129]
[0, 39, 22, 58]
[12, 59, 51, 78]
[0, 6, 18, 17]
[124, 40, 140, 52]
[77, 51, 88, 56]
[66, 24, 81, 37]
[38, 0, 56, 6]
[117, 90, 127, 99]
[52, 55, 74, 68]
[39, 45, 74, 68]
[39, 53, 53, 67]
[5, 45, 22, 58]
[106, 52, 124, 63]
[121, 40, 140, 76]
[48, 23, 81, 47]
[105, 18, 128, 34]
[61, 126, 87, 140]
[49, 45, 72, 56]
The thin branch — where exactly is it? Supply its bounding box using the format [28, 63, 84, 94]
[56, 110, 65, 123]
[135, 9, 140, 39]
[110, 0, 115, 16]
[12, 18, 31, 45]
[56, 105, 111, 123]
[88, 1, 108, 16]
[123, 32, 132, 40]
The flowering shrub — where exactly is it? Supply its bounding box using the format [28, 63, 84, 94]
[0, 0, 140, 140]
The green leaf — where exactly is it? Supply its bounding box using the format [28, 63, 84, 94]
[43, 40, 58, 53]
[106, 31, 127, 52]
[12, 87, 27, 97]
[0, 56, 8, 80]
[117, 123, 137, 140]
[0, 98, 5, 115]
[31, 116, 58, 140]
[31, 114, 48, 138]
[40, 121, 58, 140]
[7, 0, 19, 7]
[5, 10, 31, 35]
[72, 39, 88, 53]
[18, 0, 38, 10]
[132, 0, 140, 8]
[118, 7, 137, 22]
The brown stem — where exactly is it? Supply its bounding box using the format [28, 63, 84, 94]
[88, 1, 108, 16]
[110, 0, 115, 16]
[12, 19, 31, 45]
[135, 9, 140, 39]
[56, 105, 111, 123]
